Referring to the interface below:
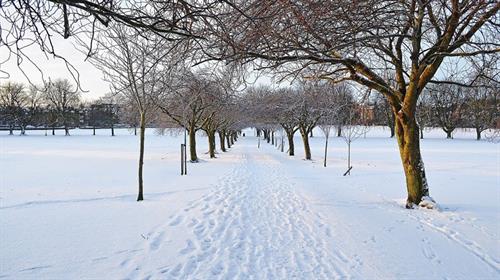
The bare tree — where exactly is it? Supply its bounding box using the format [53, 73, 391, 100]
[18, 85, 44, 135]
[0, 82, 26, 135]
[341, 100, 370, 176]
[464, 55, 500, 140]
[296, 82, 324, 160]
[43, 79, 81, 136]
[428, 83, 467, 139]
[318, 83, 353, 167]
[204, 0, 499, 207]
[157, 69, 216, 162]
[88, 26, 169, 201]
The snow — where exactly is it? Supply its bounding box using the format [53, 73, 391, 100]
[1, 127, 499, 279]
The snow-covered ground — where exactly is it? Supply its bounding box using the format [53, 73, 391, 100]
[0, 127, 499, 279]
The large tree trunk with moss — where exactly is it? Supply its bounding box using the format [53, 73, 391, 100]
[395, 115, 430, 208]
[137, 112, 146, 201]
[218, 130, 226, 152]
[299, 127, 312, 160]
[189, 125, 198, 162]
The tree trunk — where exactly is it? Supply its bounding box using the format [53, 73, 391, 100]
[9, 125, 13, 135]
[52, 127, 55, 135]
[93, 126, 96, 136]
[137, 112, 146, 201]
[226, 134, 231, 148]
[65, 125, 70, 136]
[337, 125, 342, 137]
[271, 131, 275, 145]
[208, 131, 216, 158]
[476, 127, 482, 140]
[300, 127, 312, 160]
[444, 128, 453, 139]
[134, 126, 137, 136]
[347, 140, 351, 175]
[420, 128, 424, 139]
[219, 131, 226, 152]
[111, 124, 115, 136]
[395, 117, 430, 208]
[189, 126, 198, 162]
[323, 131, 329, 167]
[390, 125, 395, 138]
[310, 130, 313, 137]
[286, 131, 295, 156]
[20, 126, 26, 135]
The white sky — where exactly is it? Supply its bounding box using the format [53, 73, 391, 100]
[0, 36, 111, 102]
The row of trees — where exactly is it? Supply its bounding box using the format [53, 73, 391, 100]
[0, 79, 123, 136]
[3, 0, 499, 208]
[0, 80, 81, 136]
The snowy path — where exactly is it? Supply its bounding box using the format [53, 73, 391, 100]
[2, 130, 498, 279]
[117, 142, 358, 279]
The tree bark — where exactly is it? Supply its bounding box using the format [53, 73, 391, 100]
[189, 125, 198, 162]
[323, 131, 329, 167]
[93, 126, 96, 136]
[444, 128, 453, 139]
[300, 127, 312, 160]
[476, 128, 482, 140]
[9, 125, 13, 135]
[111, 124, 115, 136]
[337, 125, 342, 137]
[219, 131, 227, 152]
[226, 134, 231, 148]
[137, 112, 146, 201]
[390, 125, 395, 138]
[286, 131, 295, 156]
[208, 131, 216, 158]
[420, 128, 424, 139]
[395, 117, 430, 208]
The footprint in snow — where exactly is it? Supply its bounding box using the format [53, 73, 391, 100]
[179, 239, 196, 255]
[169, 215, 183, 226]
